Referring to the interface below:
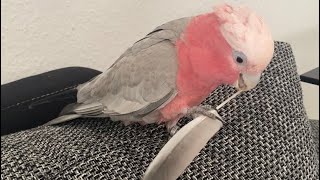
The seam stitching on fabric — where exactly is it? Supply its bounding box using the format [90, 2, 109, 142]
[1, 85, 77, 110]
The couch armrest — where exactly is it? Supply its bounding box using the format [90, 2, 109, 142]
[300, 67, 319, 85]
[1, 67, 101, 136]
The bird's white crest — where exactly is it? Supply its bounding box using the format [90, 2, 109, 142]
[214, 4, 274, 73]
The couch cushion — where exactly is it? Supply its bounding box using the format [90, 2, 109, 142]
[1, 42, 319, 179]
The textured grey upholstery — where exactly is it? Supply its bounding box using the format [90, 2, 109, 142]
[1, 42, 319, 179]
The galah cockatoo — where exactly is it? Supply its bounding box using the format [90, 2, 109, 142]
[45, 4, 274, 134]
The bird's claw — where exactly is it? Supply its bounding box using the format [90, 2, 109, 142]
[186, 105, 225, 123]
[168, 125, 180, 137]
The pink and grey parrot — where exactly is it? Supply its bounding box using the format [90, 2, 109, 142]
[46, 4, 274, 134]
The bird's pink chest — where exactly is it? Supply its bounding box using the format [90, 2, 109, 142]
[158, 96, 194, 121]
[157, 13, 233, 122]
[159, 82, 215, 122]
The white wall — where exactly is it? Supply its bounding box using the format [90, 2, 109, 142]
[1, 0, 319, 119]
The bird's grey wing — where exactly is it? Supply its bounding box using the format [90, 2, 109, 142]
[101, 17, 192, 71]
[75, 17, 192, 118]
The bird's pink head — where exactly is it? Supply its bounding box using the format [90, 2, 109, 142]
[177, 3, 274, 91]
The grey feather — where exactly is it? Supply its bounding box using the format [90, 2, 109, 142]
[44, 114, 82, 126]
[47, 17, 193, 125]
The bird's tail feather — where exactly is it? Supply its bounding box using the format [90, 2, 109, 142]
[44, 114, 82, 126]
[44, 102, 82, 126]
[59, 103, 80, 115]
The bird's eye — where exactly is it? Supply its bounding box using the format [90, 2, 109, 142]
[233, 50, 247, 65]
[236, 57, 244, 64]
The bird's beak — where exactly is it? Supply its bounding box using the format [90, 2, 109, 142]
[233, 73, 261, 91]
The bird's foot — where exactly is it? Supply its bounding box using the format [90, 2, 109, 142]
[122, 121, 134, 126]
[186, 105, 213, 118]
[186, 105, 223, 122]
[168, 125, 181, 137]
[166, 120, 181, 137]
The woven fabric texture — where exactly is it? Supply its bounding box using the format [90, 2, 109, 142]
[1, 42, 319, 179]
